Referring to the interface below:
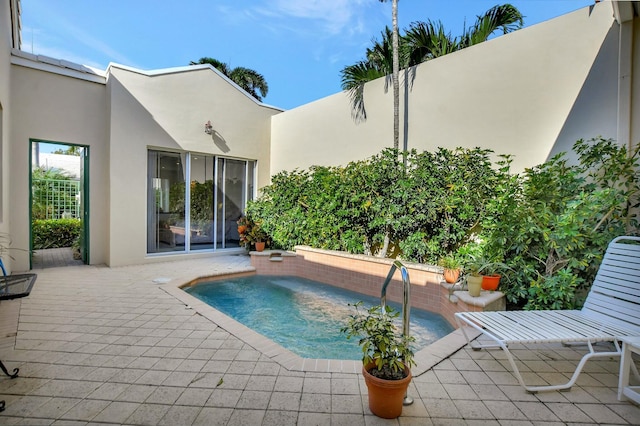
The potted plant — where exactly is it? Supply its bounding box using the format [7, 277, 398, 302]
[463, 257, 512, 296]
[237, 216, 269, 252]
[438, 255, 462, 284]
[341, 302, 416, 419]
[249, 221, 267, 252]
[464, 261, 484, 297]
[480, 262, 504, 291]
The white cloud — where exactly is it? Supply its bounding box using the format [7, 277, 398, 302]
[269, 0, 371, 35]
[226, 0, 378, 38]
[213, 0, 387, 66]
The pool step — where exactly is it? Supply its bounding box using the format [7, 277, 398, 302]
[269, 252, 284, 262]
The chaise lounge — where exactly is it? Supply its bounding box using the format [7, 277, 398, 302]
[455, 235, 640, 393]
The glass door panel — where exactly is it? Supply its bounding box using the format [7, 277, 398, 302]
[189, 155, 215, 250]
[223, 159, 245, 248]
[147, 151, 186, 253]
[215, 158, 250, 249]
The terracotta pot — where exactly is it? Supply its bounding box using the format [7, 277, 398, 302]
[467, 274, 483, 297]
[362, 363, 412, 419]
[482, 274, 501, 291]
[443, 268, 461, 284]
[254, 242, 265, 252]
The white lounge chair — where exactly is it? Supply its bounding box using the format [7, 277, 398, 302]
[455, 235, 640, 393]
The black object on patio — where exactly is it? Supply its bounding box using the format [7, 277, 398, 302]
[0, 272, 36, 411]
[0, 273, 37, 300]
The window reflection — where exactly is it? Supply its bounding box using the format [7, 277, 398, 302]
[147, 150, 255, 254]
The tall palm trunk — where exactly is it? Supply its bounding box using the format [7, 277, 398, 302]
[391, 0, 400, 150]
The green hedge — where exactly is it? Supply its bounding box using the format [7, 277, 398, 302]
[32, 218, 81, 249]
[247, 147, 500, 261]
[247, 139, 639, 310]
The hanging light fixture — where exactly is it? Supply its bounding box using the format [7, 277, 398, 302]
[204, 120, 213, 135]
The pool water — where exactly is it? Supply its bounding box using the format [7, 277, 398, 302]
[185, 275, 454, 360]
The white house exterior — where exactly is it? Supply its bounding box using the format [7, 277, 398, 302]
[0, 1, 638, 272]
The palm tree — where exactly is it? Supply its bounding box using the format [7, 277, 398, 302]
[406, 4, 523, 64]
[341, 4, 523, 126]
[380, 0, 400, 150]
[191, 57, 269, 102]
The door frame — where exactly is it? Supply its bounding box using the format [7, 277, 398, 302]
[29, 139, 90, 267]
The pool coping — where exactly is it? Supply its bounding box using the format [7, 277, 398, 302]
[161, 270, 478, 376]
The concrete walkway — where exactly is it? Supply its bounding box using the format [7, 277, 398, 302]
[0, 255, 638, 425]
[31, 248, 84, 269]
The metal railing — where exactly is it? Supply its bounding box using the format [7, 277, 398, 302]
[380, 259, 414, 405]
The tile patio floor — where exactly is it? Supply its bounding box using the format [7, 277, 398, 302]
[0, 255, 639, 425]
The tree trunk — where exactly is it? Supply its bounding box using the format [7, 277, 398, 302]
[378, 230, 390, 258]
[392, 0, 400, 150]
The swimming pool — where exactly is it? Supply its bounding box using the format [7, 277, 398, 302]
[185, 274, 454, 360]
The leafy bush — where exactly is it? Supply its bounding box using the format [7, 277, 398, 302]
[482, 138, 639, 309]
[32, 219, 81, 249]
[248, 138, 638, 311]
[247, 147, 500, 262]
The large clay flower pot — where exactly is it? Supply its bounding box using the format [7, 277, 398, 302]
[482, 274, 501, 291]
[467, 274, 483, 297]
[443, 268, 461, 284]
[254, 242, 265, 252]
[362, 363, 412, 419]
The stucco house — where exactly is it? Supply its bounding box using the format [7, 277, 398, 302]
[0, 1, 638, 272]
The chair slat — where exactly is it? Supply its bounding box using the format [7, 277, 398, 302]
[454, 236, 640, 393]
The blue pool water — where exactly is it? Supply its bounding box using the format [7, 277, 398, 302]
[185, 275, 454, 360]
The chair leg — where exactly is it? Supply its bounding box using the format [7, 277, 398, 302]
[0, 360, 18, 379]
[0, 360, 18, 413]
[505, 340, 620, 393]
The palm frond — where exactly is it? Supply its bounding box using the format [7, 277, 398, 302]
[341, 61, 385, 122]
[404, 20, 458, 65]
[191, 57, 232, 76]
[229, 67, 269, 101]
[461, 4, 524, 48]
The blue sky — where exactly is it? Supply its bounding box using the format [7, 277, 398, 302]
[21, 0, 594, 110]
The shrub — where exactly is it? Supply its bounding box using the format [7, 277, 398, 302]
[248, 138, 638, 311]
[247, 147, 500, 262]
[482, 138, 639, 309]
[32, 218, 81, 249]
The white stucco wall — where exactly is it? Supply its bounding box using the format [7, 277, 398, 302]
[9, 65, 109, 271]
[271, 2, 620, 175]
[0, 2, 12, 271]
[632, 17, 640, 147]
[106, 66, 281, 266]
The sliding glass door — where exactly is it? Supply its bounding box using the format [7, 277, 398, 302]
[216, 158, 255, 249]
[147, 150, 255, 254]
[147, 151, 186, 253]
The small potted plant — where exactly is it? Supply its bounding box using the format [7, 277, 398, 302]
[464, 261, 484, 297]
[341, 302, 416, 419]
[237, 216, 269, 252]
[480, 262, 509, 291]
[463, 256, 511, 296]
[249, 220, 268, 252]
[438, 255, 462, 283]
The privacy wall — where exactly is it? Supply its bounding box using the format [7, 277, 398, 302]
[270, 4, 621, 174]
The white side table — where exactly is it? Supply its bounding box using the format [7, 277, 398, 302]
[618, 336, 640, 404]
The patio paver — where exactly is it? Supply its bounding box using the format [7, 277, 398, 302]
[0, 255, 638, 425]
